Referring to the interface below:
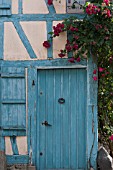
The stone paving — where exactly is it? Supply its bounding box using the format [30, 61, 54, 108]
[7, 165, 36, 170]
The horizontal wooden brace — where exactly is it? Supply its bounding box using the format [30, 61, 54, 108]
[0, 13, 84, 22]
[0, 58, 87, 67]
[0, 126, 26, 130]
[2, 130, 26, 137]
[1, 99, 26, 104]
[6, 155, 29, 164]
[0, 4, 11, 9]
[0, 73, 25, 78]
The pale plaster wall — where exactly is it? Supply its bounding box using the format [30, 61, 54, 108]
[53, 0, 66, 14]
[4, 1, 67, 60]
[16, 137, 28, 155]
[20, 21, 47, 60]
[12, 0, 18, 14]
[5, 137, 13, 155]
[23, 0, 49, 14]
[5, 137, 27, 155]
[4, 22, 31, 60]
[53, 21, 67, 59]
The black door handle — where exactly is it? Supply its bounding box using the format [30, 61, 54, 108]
[42, 121, 52, 126]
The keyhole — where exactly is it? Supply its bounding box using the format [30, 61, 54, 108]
[32, 80, 35, 86]
[40, 152, 43, 156]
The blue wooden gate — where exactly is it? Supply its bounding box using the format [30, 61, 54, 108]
[35, 68, 87, 170]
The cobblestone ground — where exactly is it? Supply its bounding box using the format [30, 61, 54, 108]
[7, 165, 28, 170]
[7, 165, 36, 170]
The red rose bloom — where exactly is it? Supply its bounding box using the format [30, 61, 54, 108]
[106, 9, 111, 18]
[73, 44, 78, 50]
[99, 67, 104, 72]
[109, 134, 113, 141]
[53, 23, 64, 37]
[43, 41, 51, 48]
[93, 76, 98, 81]
[58, 50, 65, 58]
[68, 57, 75, 63]
[93, 69, 97, 74]
[76, 57, 81, 62]
[66, 44, 72, 52]
[48, 0, 53, 5]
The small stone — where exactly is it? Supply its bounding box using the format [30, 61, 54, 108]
[97, 146, 113, 170]
[90, 168, 94, 170]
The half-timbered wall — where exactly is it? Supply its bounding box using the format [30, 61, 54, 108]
[3, 0, 67, 60]
[0, 0, 98, 169]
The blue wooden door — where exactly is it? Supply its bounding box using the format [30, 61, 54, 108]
[36, 68, 87, 170]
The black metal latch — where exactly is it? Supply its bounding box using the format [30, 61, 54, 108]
[42, 121, 52, 126]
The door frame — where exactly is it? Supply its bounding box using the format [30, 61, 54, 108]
[27, 60, 98, 170]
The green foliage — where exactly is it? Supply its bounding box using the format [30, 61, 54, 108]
[44, 0, 113, 154]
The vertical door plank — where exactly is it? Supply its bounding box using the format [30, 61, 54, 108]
[70, 69, 78, 169]
[54, 69, 62, 168]
[28, 68, 37, 165]
[38, 70, 46, 169]
[62, 69, 70, 168]
[45, 70, 54, 168]
[77, 69, 87, 168]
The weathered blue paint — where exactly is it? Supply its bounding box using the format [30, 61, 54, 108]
[35, 68, 87, 170]
[0, 66, 28, 164]
[0, 14, 84, 22]
[10, 136, 19, 155]
[27, 68, 37, 165]
[0, 0, 11, 16]
[0, 1, 98, 169]
[47, 21, 53, 59]
[0, 67, 26, 130]
[0, 22, 4, 60]
[6, 155, 29, 164]
[86, 58, 98, 169]
[0, 58, 87, 67]
[18, 0, 23, 14]
[0, 58, 98, 169]
[45, 0, 56, 13]
[13, 21, 37, 59]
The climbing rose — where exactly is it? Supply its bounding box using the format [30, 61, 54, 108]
[99, 67, 104, 72]
[68, 57, 75, 63]
[66, 44, 72, 52]
[74, 35, 79, 40]
[109, 134, 113, 141]
[103, 0, 109, 6]
[48, 0, 53, 5]
[70, 27, 78, 32]
[58, 50, 65, 58]
[73, 44, 78, 50]
[101, 74, 105, 77]
[106, 9, 111, 18]
[53, 23, 64, 36]
[76, 57, 81, 62]
[93, 69, 97, 74]
[93, 76, 98, 81]
[43, 41, 51, 48]
[86, 4, 100, 15]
